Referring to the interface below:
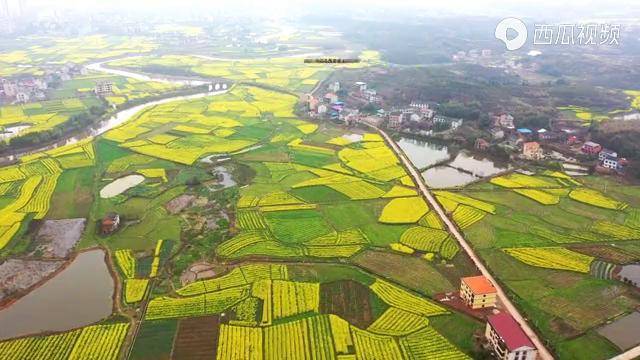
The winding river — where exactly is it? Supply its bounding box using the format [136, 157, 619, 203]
[1, 63, 228, 163]
[0, 58, 235, 339]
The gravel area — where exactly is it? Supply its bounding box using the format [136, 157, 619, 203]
[32, 218, 86, 258]
[166, 194, 196, 214]
[0, 259, 64, 301]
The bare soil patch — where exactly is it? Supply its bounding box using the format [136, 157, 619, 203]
[352, 249, 454, 296]
[0, 259, 64, 302]
[569, 244, 639, 264]
[165, 195, 196, 214]
[319, 280, 374, 328]
[172, 315, 220, 360]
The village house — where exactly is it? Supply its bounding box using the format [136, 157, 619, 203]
[602, 155, 619, 170]
[329, 81, 340, 93]
[95, 80, 114, 95]
[581, 141, 602, 155]
[101, 213, 120, 235]
[354, 81, 367, 92]
[485, 313, 537, 360]
[493, 113, 515, 129]
[1, 79, 18, 98]
[308, 96, 319, 111]
[490, 128, 505, 140]
[460, 275, 497, 309]
[522, 141, 542, 160]
[363, 89, 380, 103]
[433, 115, 463, 130]
[323, 92, 338, 104]
[474, 138, 490, 151]
[598, 148, 617, 162]
[387, 112, 403, 129]
[15, 91, 29, 103]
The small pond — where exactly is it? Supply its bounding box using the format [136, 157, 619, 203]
[397, 137, 451, 169]
[421, 166, 480, 189]
[213, 166, 236, 189]
[0, 125, 31, 141]
[448, 151, 509, 178]
[397, 137, 509, 188]
[100, 174, 145, 198]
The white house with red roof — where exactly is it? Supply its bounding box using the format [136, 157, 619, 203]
[485, 312, 537, 360]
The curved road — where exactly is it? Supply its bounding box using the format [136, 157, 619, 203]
[376, 127, 555, 360]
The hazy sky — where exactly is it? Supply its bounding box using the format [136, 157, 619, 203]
[21, 0, 640, 21]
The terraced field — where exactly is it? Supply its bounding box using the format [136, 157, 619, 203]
[106, 51, 381, 93]
[0, 35, 157, 77]
[0, 48, 483, 360]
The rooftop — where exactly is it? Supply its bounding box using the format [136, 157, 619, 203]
[487, 312, 535, 352]
[461, 275, 496, 295]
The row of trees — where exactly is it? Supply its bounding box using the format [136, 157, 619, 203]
[0, 104, 107, 153]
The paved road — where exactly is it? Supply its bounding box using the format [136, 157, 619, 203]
[609, 345, 640, 360]
[376, 127, 555, 360]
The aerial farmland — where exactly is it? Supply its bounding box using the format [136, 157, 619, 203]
[1, 2, 640, 360]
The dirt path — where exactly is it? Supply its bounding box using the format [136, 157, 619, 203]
[375, 126, 555, 360]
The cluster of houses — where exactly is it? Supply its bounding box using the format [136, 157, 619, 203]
[459, 275, 538, 360]
[452, 49, 493, 62]
[387, 102, 463, 135]
[304, 81, 382, 125]
[581, 141, 628, 173]
[473, 112, 629, 174]
[0, 62, 88, 105]
[1, 77, 48, 103]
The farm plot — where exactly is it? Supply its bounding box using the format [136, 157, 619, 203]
[146, 286, 251, 320]
[125, 278, 149, 303]
[107, 52, 378, 93]
[399, 326, 470, 359]
[369, 279, 447, 317]
[503, 247, 595, 273]
[379, 197, 429, 224]
[103, 85, 300, 165]
[0, 322, 130, 360]
[569, 188, 628, 210]
[399, 227, 449, 252]
[0, 157, 66, 249]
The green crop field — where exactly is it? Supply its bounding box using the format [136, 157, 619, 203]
[455, 173, 640, 357]
[0, 46, 486, 360]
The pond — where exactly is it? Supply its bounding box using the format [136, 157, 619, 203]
[0, 125, 31, 141]
[212, 166, 236, 189]
[421, 166, 480, 189]
[100, 174, 145, 198]
[0, 249, 114, 340]
[397, 137, 451, 169]
[397, 137, 510, 188]
[448, 151, 509, 178]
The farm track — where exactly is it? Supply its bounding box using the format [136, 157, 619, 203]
[376, 125, 556, 360]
